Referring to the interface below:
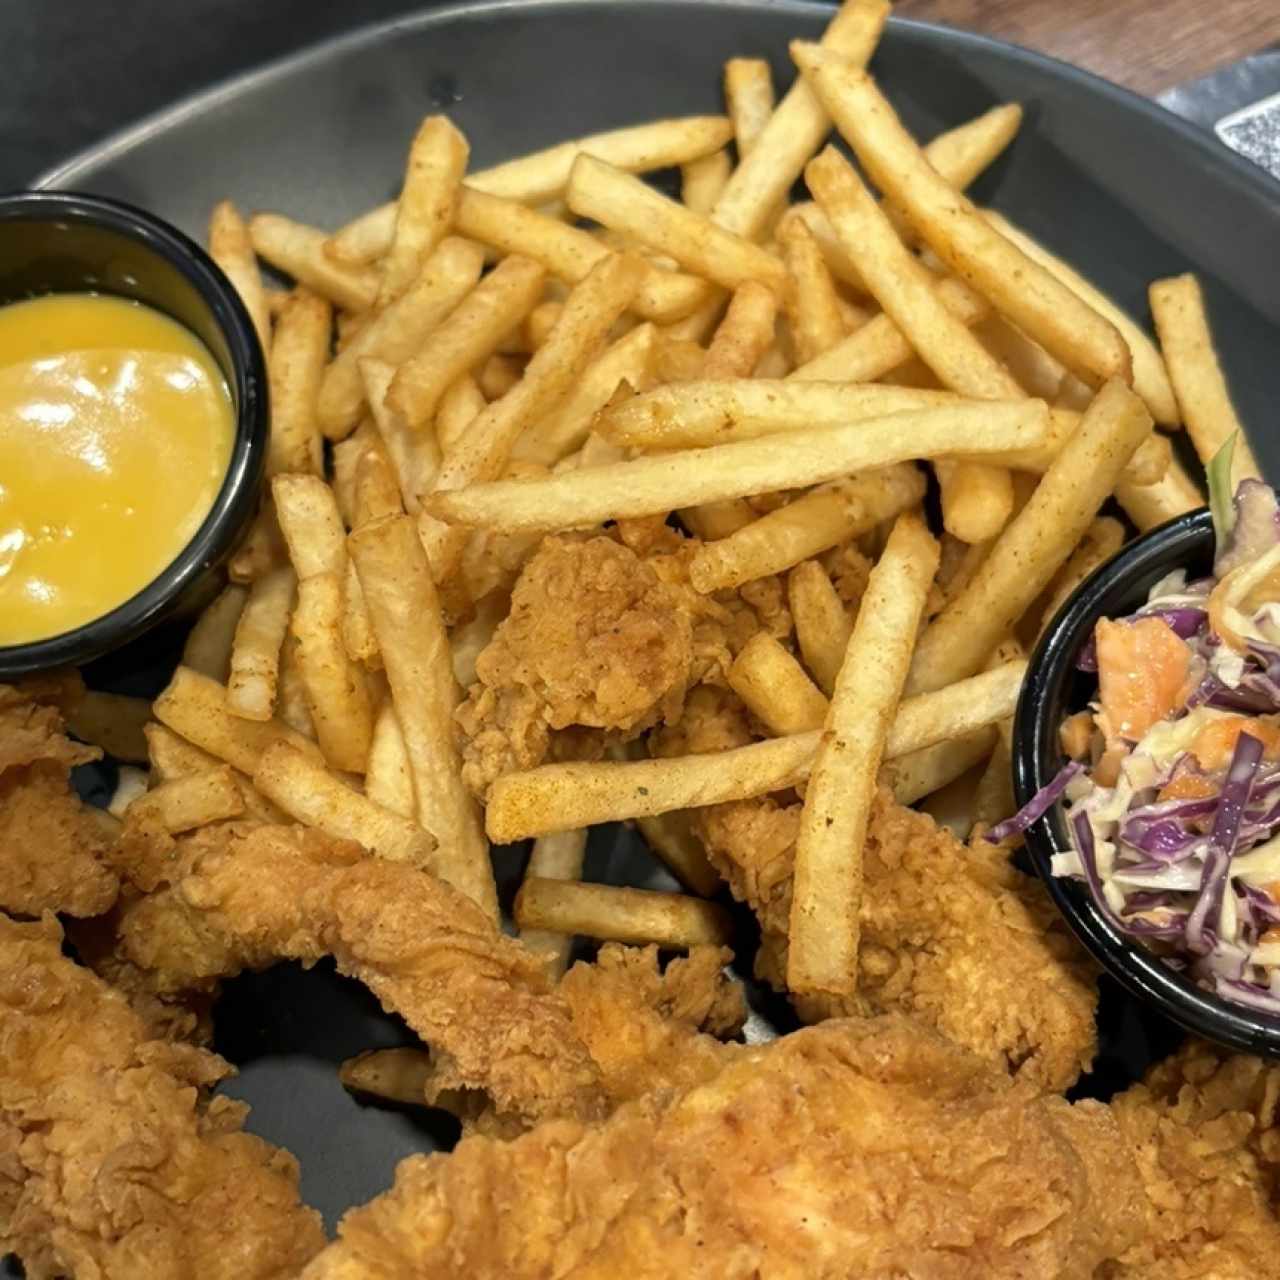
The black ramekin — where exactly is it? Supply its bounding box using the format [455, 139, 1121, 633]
[1016, 504, 1280, 1056]
[0, 190, 267, 678]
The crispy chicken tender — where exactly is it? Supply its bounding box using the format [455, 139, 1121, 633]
[0, 683, 119, 918]
[696, 788, 1099, 1092]
[1105, 1038, 1280, 1278]
[301, 1017, 1140, 1280]
[0, 913, 323, 1280]
[110, 823, 745, 1129]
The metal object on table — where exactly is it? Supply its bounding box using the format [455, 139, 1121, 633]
[1160, 45, 1280, 181]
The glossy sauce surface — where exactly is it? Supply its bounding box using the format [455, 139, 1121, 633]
[0, 293, 233, 645]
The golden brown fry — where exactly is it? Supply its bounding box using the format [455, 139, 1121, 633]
[567, 156, 786, 294]
[710, 0, 890, 241]
[387, 255, 546, 431]
[986, 209, 1177, 425]
[518, 827, 589, 976]
[319, 237, 484, 440]
[701, 281, 778, 379]
[679, 149, 732, 215]
[63, 690, 152, 764]
[226, 565, 296, 722]
[266, 290, 329, 476]
[182, 583, 248, 682]
[779, 214, 846, 363]
[634, 810, 721, 897]
[354, 447, 405, 525]
[788, 512, 939, 997]
[514, 878, 731, 949]
[1150, 273, 1260, 485]
[290, 572, 375, 773]
[436, 374, 487, 454]
[364, 701, 415, 820]
[107, 766, 149, 819]
[796, 47, 1130, 388]
[208, 199, 270, 353]
[340, 1047, 434, 1106]
[378, 116, 469, 306]
[349, 514, 496, 919]
[358, 358, 432, 511]
[883, 726, 998, 805]
[724, 57, 775, 157]
[1036, 516, 1127, 635]
[907, 379, 1153, 694]
[126, 767, 245, 833]
[423, 401, 1047, 534]
[249, 213, 380, 311]
[277, 632, 317, 741]
[973, 719, 1015, 827]
[271, 474, 346, 580]
[677, 501, 756, 541]
[418, 253, 645, 578]
[1115, 455, 1204, 532]
[728, 632, 829, 736]
[154, 665, 322, 776]
[688, 463, 926, 592]
[477, 354, 522, 400]
[789, 559, 853, 696]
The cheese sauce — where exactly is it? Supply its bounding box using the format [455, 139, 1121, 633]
[0, 293, 234, 645]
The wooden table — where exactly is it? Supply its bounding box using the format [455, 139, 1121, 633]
[898, 0, 1280, 97]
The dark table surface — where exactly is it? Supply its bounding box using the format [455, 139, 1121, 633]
[8, 0, 1280, 191]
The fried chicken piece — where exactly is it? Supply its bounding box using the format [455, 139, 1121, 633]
[0, 684, 119, 917]
[301, 1016, 1141, 1280]
[0, 913, 323, 1279]
[696, 788, 1099, 1092]
[110, 824, 745, 1129]
[1104, 1038, 1280, 1278]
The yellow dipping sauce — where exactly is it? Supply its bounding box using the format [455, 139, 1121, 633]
[0, 293, 234, 646]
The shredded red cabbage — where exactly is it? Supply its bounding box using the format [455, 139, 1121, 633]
[986, 761, 1082, 843]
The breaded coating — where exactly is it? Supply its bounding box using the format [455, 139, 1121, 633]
[300, 1017, 1140, 1280]
[110, 824, 745, 1129]
[696, 788, 1099, 1092]
[1106, 1038, 1280, 1277]
[0, 913, 323, 1279]
[0, 684, 119, 917]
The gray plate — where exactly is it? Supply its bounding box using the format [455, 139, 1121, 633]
[26, 0, 1280, 1235]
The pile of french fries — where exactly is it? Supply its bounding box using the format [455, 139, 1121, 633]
[86, 0, 1257, 1009]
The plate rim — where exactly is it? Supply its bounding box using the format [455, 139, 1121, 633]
[31, 0, 1280, 207]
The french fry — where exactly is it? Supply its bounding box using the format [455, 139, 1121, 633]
[514, 879, 731, 949]
[108, 766, 150, 819]
[701, 281, 778, 380]
[387, 255, 546, 430]
[512, 322, 655, 467]
[378, 116, 469, 306]
[680, 149, 732, 215]
[567, 156, 786, 295]
[271, 474, 346, 579]
[266, 290, 329, 476]
[436, 374, 487, 453]
[678, 501, 757, 541]
[145, 720, 224, 782]
[485, 661, 1024, 841]
[126, 767, 245, 833]
[711, 0, 890, 241]
[64, 691, 151, 763]
[790, 276, 990, 383]
[907, 379, 1153, 694]
[355, 446, 405, 525]
[689, 463, 926, 592]
[600, 379, 962, 450]
[277, 631, 317, 740]
[1115, 455, 1204, 532]
[634, 811, 721, 897]
[227, 503, 286, 584]
[359, 358, 432, 510]
[208, 200, 270, 353]
[518, 827, 589, 976]
[418, 253, 645, 578]
[425, 402, 1046, 534]
[449, 588, 506, 689]
[524, 300, 563, 350]
[477, 354, 522, 400]
[249, 213, 380, 311]
[324, 116, 736, 263]
[788, 513, 939, 996]
[226, 565, 296, 722]
[974, 314, 1067, 401]
[290, 572, 375, 773]
[330, 426, 376, 528]
[1036, 516, 1126, 634]
[454, 186, 706, 322]
[919, 102, 1023, 195]
[1150, 273, 1260, 486]
[724, 57, 775, 157]
[349, 514, 496, 919]
[365, 701, 415, 819]
[340, 1047, 434, 1106]
[779, 214, 846, 363]
[796, 48, 1131, 387]
[154, 665, 322, 776]
[985, 209, 1177, 425]
[255, 741, 435, 865]
[883, 726, 997, 805]
[728, 632, 829, 735]
[318, 237, 484, 440]
[182, 584, 247, 682]
[973, 720, 1016, 828]
[789, 560, 852, 696]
